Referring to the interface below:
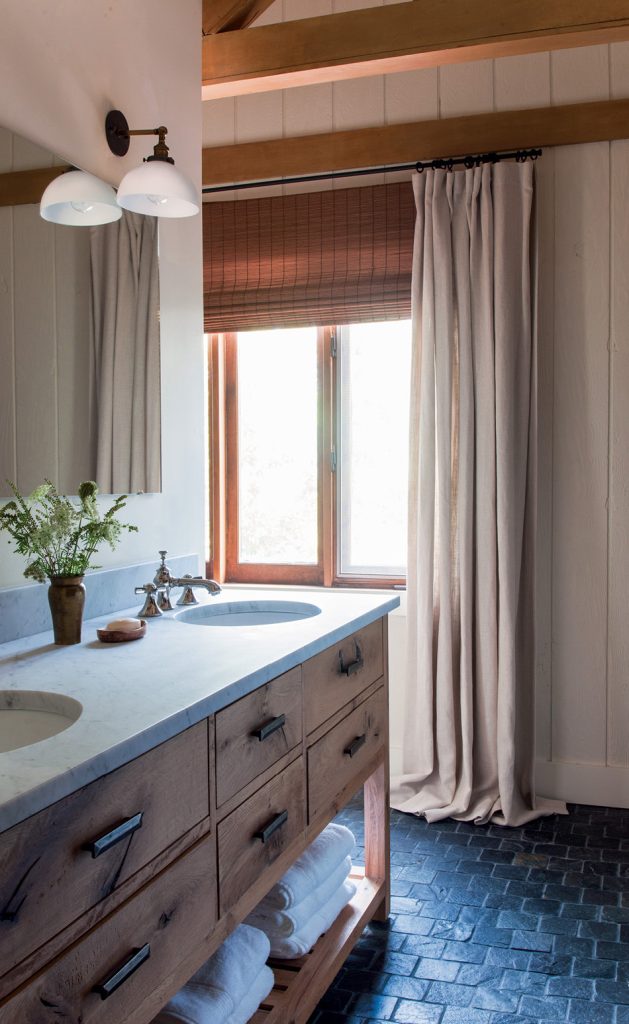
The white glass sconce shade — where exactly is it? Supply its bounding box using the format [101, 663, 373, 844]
[116, 161, 199, 218]
[40, 170, 122, 225]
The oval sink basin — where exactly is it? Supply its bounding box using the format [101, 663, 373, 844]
[0, 690, 82, 753]
[175, 600, 321, 628]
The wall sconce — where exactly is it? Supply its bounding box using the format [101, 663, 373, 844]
[105, 109, 199, 218]
[40, 169, 121, 226]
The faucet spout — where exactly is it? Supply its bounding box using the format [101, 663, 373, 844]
[171, 576, 222, 595]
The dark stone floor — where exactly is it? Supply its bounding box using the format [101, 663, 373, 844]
[310, 795, 629, 1024]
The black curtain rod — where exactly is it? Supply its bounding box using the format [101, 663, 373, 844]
[202, 147, 543, 195]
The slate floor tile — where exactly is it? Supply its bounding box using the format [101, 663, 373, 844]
[311, 799, 629, 1024]
[392, 1003, 444, 1023]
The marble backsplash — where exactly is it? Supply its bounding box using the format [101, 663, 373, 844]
[0, 554, 200, 645]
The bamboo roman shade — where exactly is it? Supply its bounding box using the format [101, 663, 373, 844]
[202, 182, 415, 331]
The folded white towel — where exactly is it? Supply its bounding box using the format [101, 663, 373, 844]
[189, 924, 270, 1003]
[225, 964, 275, 1024]
[246, 855, 352, 939]
[262, 824, 356, 910]
[267, 879, 356, 959]
[152, 924, 270, 1024]
[153, 984, 233, 1024]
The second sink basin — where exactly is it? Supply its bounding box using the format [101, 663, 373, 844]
[175, 599, 321, 628]
[0, 690, 82, 753]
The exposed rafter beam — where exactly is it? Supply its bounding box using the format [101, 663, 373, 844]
[202, 0, 276, 36]
[201, 98, 629, 187]
[0, 166, 69, 208]
[202, 0, 629, 98]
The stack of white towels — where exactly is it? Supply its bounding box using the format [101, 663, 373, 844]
[246, 822, 356, 959]
[153, 924, 273, 1024]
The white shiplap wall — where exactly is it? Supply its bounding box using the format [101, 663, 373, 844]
[202, 7, 629, 805]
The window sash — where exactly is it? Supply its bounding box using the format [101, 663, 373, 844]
[208, 326, 406, 589]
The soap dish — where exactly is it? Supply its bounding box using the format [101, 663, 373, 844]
[97, 620, 147, 644]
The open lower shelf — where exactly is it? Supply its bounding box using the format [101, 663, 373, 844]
[251, 875, 384, 1024]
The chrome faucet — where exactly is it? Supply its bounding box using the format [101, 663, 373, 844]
[135, 551, 221, 617]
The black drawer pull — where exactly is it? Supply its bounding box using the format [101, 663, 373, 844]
[339, 640, 364, 676]
[254, 810, 288, 844]
[252, 714, 286, 742]
[344, 734, 367, 758]
[93, 943, 151, 1000]
[83, 812, 144, 858]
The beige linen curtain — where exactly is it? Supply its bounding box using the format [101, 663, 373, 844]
[90, 210, 161, 494]
[391, 162, 565, 826]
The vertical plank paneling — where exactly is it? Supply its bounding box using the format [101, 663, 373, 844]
[494, 53, 554, 763]
[493, 52, 551, 110]
[438, 60, 493, 117]
[0, 129, 15, 491]
[551, 45, 610, 104]
[607, 139, 629, 768]
[606, 47, 629, 768]
[551, 141, 610, 765]
[235, 91, 284, 198]
[55, 225, 93, 493]
[13, 204, 58, 493]
[550, 47, 610, 766]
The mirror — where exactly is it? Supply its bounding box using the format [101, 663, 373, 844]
[0, 126, 161, 497]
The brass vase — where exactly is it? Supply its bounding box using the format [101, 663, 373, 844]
[47, 575, 86, 645]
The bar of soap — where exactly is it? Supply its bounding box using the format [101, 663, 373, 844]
[106, 617, 143, 632]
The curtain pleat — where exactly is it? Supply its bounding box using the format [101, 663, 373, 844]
[90, 211, 161, 494]
[202, 183, 414, 331]
[392, 163, 566, 827]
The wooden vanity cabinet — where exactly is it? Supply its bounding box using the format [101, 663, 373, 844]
[0, 615, 390, 1024]
[0, 721, 210, 998]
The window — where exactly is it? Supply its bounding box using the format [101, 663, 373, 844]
[209, 320, 412, 588]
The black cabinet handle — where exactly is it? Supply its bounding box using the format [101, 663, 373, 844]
[82, 813, 143, 858]
[252, 714, 286, 742]
[339, 640, 364, 677]
[92, 944, 151, 1000]
[254, 810, 288, 844]
[344, 734, 367, 758]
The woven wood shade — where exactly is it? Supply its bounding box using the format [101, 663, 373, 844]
[202, 182, 414, 331]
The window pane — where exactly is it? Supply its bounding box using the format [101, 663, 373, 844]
[237, 328, 318, 564]
[338, 320, 411, 576]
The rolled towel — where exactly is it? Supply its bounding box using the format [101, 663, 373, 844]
[225, 964, 275, 1024]
[267, 879, 356, 959]
[153, 924, 270, 1024]
[262, 824, 356, 910]
[153, 984, 233, 1024]
[247, 855, 352, 939]
[189, 924, 270, 1004]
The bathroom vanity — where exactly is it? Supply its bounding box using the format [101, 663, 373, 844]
[0, 587, 398, 1024]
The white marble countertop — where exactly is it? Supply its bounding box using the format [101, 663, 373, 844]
[0, 585, 399, 833]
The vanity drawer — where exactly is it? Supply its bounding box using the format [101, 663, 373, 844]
[308, 687, 386, 823]
[0, 834, 217, 1024]
[0, 722, 209, 984]
[215, 666, 303, 807]
[304, 619, 384, 734]
[218, 756, 305, 914]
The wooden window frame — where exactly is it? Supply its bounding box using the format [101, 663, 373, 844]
[207, 327, 406, 590]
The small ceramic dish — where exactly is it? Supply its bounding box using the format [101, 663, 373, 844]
[97, 620, 147, 643]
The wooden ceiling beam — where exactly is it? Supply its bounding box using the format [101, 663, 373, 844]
[201, 98, 629, 187]
[202, 0, 276, 36]
[0, 166, 69, 208]
[202, 0, 629, 98]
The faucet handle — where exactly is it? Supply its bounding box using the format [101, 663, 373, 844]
[176, 574, 199, 607]
[135, 583, 163, 618]
[154, 550, 172, 588]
